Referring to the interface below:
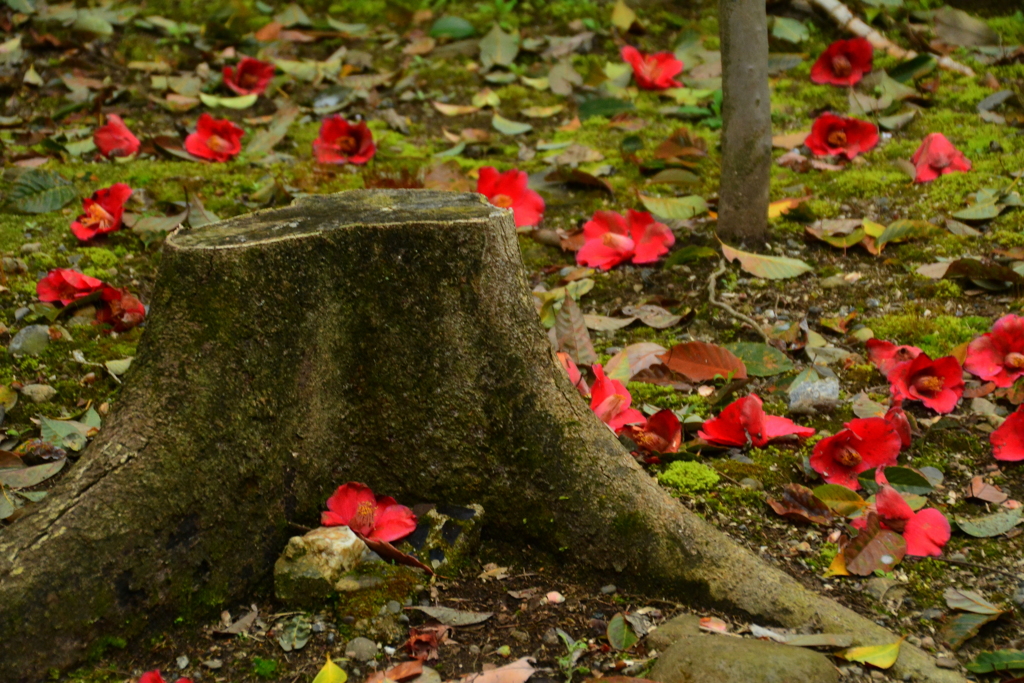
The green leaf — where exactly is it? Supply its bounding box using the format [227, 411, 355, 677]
[889, 54, 937, 82]
[199, 93, 258, 109]
[0, 458, 66, 489]
[491, 113, 532, 135]
[838, 638, 904, 669]
[8, 169, 77, 214]
[877, 110, 917, 131]
[479, 24, 519, 70]
[276, 614, 311, 651]
[430, 16, 476, 39]
[40, 416, 88, 451]
[720, 242, 812, 280]
[555, 295, 598, 366]
[578, 97, 634, 120]
[638, 194, 707, 220]
[858, 467, 934, 495]
[944, 588, 1002, 615]
[952, 202, 1004, 221]
[607, 613, 638, 651]
[724, 342, 793, 377]
[312, 655, 349, 683]
[73, 10, 114, 35]
[956, 506, 1022, 538]
[5, 0, 35, 14]
[875, 220, 934, 250]
[246, 104, 300, 158]
[940, 612, 1002, 650]
[812, 484, 868, 518]
[771, 16, 808, 44]
[966, 650, 1024, 674]
[0, 491, 15, 520]
[664, 245, 717, 266]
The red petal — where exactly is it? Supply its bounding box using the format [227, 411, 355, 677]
[325, 482, 375, 527]
[628, 210, 674, 263]
[140, 672, 168, 683]
[903, 508, 950, 557]
[991, 406, 1024, 462]
[846, 417, 901, 469]
[876, 484, 914, 522]
[763, 415, 816, 442]
[370, 503, 418, 543]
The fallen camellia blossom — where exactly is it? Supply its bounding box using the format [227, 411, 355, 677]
[888, 353, 964, 414]
[852, 477, 950, 557]
[405, 623, 452, 661]
[805, 113, 878, 160]
[809, 417, 901, 490]
[622, 409, 682, 455]
[70, 183, 133, 242]
[313, 115, 376, 165]
[965, 314, 1024, 388]
[321, 482, 417, 543]
[866, 339, 923, 376]
[991, 405, 1024, 462]
[620, 45, 683, 90]
[810, 37, 873, 86]
[885, 404, 912, 449]
[589, 363, 645, 433]
[36, 268, 104, 305]
[139, 671, 192, 683]
[557, 352, 589, 396]
[96, 286, 146, 332]
[93, 114, 140, 158]
[223, 56, 276, 96]
[477, 166, 545, 228]
[698, 394, 814, 448]
[910, 133, 971, 184]
[184, 113, 244, 162]
[575, 209, 674, 270]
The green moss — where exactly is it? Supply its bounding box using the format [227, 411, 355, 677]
[869, 313, 991, 357]
[80, 248, 120, 270]
[253, 657, 280, 679]
[657, 460, 720, 495]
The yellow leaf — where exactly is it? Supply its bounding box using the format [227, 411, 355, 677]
[824, 550, 850, 577]
[312, 655, 348, 683]
[862, 218, 885, 238]
[611, 0, 636, 31]
[768, 195, 811, 219]
[838, 637, 905, 670]
[432, 101, 480, 116]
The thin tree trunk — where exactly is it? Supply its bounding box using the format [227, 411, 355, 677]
[717, 0, 772, 246]
[0, 191, 963, 683]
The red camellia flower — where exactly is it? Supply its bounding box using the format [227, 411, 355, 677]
[866, 339, 923, 376]
[991, 405, 1024, 462]
[223, 57, 276, 96]
[620, 46, 683, 90]
[313, 115, 376, 166]
[477, 166, 545, 228]
[94, 114, 140, 158]
[557, 352, 589, 396]
[96, 286, 146, 332]
[965, 314, 1024, 388]
[809, 417, 900, 490]
[70, 183, 133, 242]
[885, 404, 912, 449]
[698, 394, 815, 448]
[910, 133, 971, 184]
[888, 354, 964, 414]
[623, 409, 682, 455]
[810, 37, 873, 86]
[139, 671, 193, 683]
[589, 363, 645, 433]
[805, 113, 878, 160]
[184, 113, 244, 162]
[36, 269, 104, 305]
[321, 482, 417, 543]
[576, 210, 675, 271]
[854, 478, 950, 556]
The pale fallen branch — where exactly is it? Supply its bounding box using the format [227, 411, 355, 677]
[708, 259, 772, 344]
[809, 0, 976, 77]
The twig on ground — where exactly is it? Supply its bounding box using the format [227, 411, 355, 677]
[809, 0, 976, 77]
[923, 556, 1022, 581]
[707, 260, 772, 344]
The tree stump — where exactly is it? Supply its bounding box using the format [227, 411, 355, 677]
[0, 191, 963, 683]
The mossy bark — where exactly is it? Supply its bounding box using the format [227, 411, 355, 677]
[717, 0, 772, 245]
[0, 191, 963, 683]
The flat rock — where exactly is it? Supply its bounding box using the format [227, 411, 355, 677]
[649, 634, 839, 683]
[20, 384, 56, 404]
[345, 636, 378, 661]
[8, 325, 50, 357]
[396, 503, 484, 570]
[646, 614, 702, 653]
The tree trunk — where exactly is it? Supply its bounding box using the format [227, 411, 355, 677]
[0, 191, 963, 683]
[717, 0, 772, 245]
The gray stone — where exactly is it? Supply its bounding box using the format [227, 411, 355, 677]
[600, 584, 617, 594]
[20, 384, 56, 404]
[20, 243, 41, 254]
[345, 636, 378, 662]
[274, 526, 367, 604]
[789, 376, 840, 415]
[8, 325, 50, 357]
[649, 634, 839, 683]
[739, 477, 763, 490]
[203, 660, 223, 670]
[176, 655, 189, 670]
[395, 503, 484, 571]
[645, 614, 702, 653]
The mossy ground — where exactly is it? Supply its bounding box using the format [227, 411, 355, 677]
[3, 0, 1024, 679]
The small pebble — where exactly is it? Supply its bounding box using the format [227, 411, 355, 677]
[20, 243, 41, 254]
[176, 656, 189, 670]
[936, 657, 958, 669]
[203, 660, 223, 670]
[866, 298, 880, 308]
[600, 584, 616, 594]
[346, 637, 378, 662]
[469, 644, 481, 655]
[739, 477, 763, 490]
[510, 629, 530, 643]
[545, 591, 565, 604]
[542, 628, 560, 646]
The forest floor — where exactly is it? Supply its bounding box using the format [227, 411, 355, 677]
[2, 0, 1024, 681]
